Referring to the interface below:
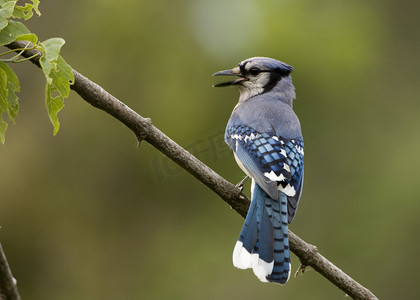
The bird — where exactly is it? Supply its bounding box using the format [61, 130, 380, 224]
[213, 57, 304, 284]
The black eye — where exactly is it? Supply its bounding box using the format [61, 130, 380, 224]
[249, 67, 261, 76]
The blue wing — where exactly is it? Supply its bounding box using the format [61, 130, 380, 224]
[226, 124, 304, 221]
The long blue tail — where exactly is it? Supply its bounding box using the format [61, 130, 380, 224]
[266, 192, 291, 283]
[233, 181, 291, 284]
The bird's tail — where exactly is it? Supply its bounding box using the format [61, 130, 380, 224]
[233, 181, 291, 284]
[265, 192, 291, 283]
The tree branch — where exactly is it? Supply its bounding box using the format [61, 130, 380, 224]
[6, 41, 379, 300]
[0, 243, 21, 300]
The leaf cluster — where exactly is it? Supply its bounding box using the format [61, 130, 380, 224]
[0, 1, 73, 143]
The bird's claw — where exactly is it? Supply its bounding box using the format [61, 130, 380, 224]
[294, 264, 307, 277]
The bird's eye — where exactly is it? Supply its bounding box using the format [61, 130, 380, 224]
[249, 67, 261, 76]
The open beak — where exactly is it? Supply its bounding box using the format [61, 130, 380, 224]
[212, 66, 248, 87]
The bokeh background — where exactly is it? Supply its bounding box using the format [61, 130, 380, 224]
[1, 0, 419, 299]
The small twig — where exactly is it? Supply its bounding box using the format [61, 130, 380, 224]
[0, 243, 21, 300]
[0, 42, 38, 63]
[235, 175, 249, 192]
[1, 52, 40, 63]
[0, 47, 28, 58]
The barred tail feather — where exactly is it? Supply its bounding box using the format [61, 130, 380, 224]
[266, 192, 291, 284]
[252, 200, 274, 282]
[233, 195, 258, 269]
[233, 180, 290, 284]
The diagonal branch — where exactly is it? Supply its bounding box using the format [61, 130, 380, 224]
[6, 41, 379, 300]
[0, 243, 21, 300]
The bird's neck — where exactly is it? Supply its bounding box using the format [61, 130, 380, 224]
[237, 86, 264, 104]
[236, 77, 296, 108]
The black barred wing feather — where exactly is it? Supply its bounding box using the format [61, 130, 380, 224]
[283, 139, 304, 223]
[226, 125, 304, 223]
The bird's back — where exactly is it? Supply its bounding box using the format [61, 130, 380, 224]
[225, 93, 302, 145]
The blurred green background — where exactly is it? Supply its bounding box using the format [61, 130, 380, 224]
[1, 0, 419, 299]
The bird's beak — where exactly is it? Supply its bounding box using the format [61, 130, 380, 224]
[212, 66, 247, 87]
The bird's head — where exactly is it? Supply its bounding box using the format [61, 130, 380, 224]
[213, 57, 294, 102]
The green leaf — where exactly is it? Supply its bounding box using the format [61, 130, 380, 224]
[0, 61, 20, 143]
[40, 38, 65, 63]
[39, 38, 74, 135]
[0, 65, 8, 143]
[0, 119, 6, 143]
[0, 20, 30, 46]
[13, 0, 40, 20]
[45, 84, 64, 135]
[44, 56, 74, 135]
[0, 0, 15, 5]
[0, 1, 16, 30]
[44, 57, 74, 135]
[49, 55, 74, 96]
[0, 61, 19, 119]
[39, 38, 64, 79]
[0, 64, 8, 111]
[15, 32, 37, 45]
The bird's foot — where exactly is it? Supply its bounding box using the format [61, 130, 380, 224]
[294, 264, 307, 277]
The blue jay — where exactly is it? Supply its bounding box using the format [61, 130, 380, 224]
[213, 57, 304, 284]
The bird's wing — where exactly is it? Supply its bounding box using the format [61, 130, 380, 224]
[226, 124, 304, 205]
[282, 139, 304, 223]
